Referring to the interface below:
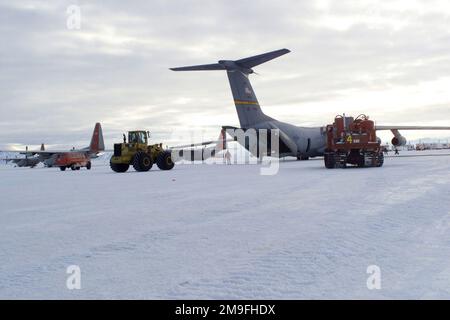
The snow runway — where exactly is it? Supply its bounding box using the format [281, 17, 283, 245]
[1, 152, 450, 299]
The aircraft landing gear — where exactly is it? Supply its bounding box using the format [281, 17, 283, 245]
[297, 155, 309, 160]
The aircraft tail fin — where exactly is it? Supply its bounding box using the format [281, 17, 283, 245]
[171, 49, 290, 128]
[170, 63, 225, 72]
[40, 143, 45, 151]
[234, 48, 290, 69]
[215, 128, 226, 152]
[88, 123, 105, 153]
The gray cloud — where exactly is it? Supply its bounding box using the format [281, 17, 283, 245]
[1, 0, 450, 148]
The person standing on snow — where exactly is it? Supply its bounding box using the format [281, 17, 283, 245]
[225, 150, 232, 165]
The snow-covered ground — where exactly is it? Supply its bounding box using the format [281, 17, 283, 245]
[1, 150, 450, 299]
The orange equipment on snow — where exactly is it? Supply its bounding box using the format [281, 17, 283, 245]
[54, 152, 92, 171]
[324, 114, 384, 168]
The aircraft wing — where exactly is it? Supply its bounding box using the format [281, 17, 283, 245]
[19, 151, 62, 158]
[1, 149, 89, 156]
[1, 158, 21, 164]
[169, 139, 234, 150]
[375, 125, 450, 149]
[0, 151, 47, 159]
[376, 125, 450, 130]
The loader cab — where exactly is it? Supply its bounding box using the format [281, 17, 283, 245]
[128, 131, 148, 145]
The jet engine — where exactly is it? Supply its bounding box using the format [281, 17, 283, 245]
[391, 134, 407, 147]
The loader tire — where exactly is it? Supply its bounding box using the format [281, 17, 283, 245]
[86, 161, 91, 170]
[110, 162, 129, 173]
[60, 166, 66, 171]
[133, 152, 152, 172]
[156, 151, 175, 170]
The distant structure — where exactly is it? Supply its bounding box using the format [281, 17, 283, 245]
[415, 142, 450, 151]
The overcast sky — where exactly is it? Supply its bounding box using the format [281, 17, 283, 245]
[1, 0, 450, 149]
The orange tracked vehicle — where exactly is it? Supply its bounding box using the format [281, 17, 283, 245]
[324, 114, 384, 168]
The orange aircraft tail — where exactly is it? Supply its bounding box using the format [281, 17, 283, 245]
[88, 123, 105, 154]
[215, 128, 226, 152]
